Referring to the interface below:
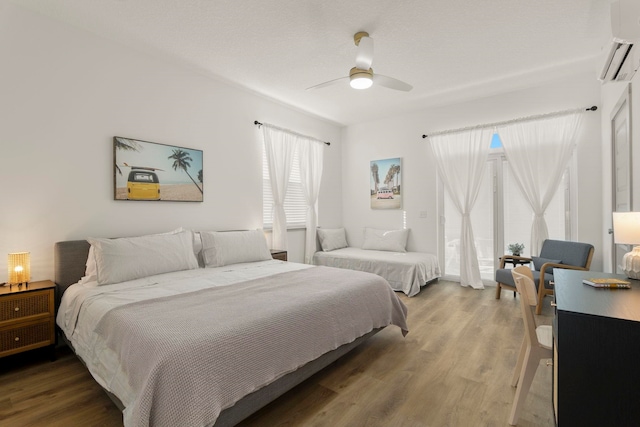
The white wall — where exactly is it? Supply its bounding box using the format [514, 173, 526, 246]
[599, 71, 640, 272]
[0, 3, 342, 280]
[341, 72, 604, 272]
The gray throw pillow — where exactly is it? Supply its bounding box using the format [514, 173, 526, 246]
[532, 256, 562, 274]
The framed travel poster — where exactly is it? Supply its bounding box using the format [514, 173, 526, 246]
[370, 157, 401, 209]
[114, 136, 203, 202]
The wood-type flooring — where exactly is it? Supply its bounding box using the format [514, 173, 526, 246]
[0, 280, 554, 427]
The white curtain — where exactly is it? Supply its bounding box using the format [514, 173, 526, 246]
[262, 125, 296, 251]
[430, 128, 493, 289]
[498, 112, 582, 255]
[298, 139, 324, 264]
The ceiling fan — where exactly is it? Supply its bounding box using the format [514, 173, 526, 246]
[306, 31, 413, 92]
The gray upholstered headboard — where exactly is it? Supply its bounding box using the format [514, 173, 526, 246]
[54, 240, 91, 299]
[53, 230, 254, 300]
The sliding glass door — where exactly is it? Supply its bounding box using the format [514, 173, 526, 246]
[442, 147, 570, 283]
[502, 159, 567, 255]
[443, 159, 495, 281]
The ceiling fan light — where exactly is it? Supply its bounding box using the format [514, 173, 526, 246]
[349, 67, 373, 90]
[350, 76, 373, 89]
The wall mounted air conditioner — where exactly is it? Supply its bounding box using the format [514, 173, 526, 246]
[599, 41, 638, 82]
[598, 0, 640, 83]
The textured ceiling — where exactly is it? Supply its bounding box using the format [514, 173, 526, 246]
[14, 0, 611, 126]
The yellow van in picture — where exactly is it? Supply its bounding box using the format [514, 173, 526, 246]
[127, 167, 160, 200]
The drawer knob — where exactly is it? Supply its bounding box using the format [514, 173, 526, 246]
[14, 336, 19, 342]
[14, 306, 20, 312]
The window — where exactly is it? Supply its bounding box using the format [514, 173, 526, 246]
[443, 159, 496, 281]
[490, 133, 502, 149]
[262, 148, 307, 228]
[441, 133, 571, 281]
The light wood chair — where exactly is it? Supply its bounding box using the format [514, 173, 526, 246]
[509, 266, 553, 425]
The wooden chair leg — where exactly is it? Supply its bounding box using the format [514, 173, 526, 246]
[536, 285, 545, 315]
[496, 282, 502, 299]
[509, 346, 538, 426]
[511, 337, 527, 387]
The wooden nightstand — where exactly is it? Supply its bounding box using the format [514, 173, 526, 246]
[270, 249, 288, 261]
[0, 280, 56, 359]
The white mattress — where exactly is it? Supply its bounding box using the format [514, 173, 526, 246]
[57, 260, 313, 419]
[56, 259, 408, 426]
[313, 247, 441, 297]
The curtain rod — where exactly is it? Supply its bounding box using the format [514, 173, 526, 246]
[421, 105, 598, 139]
[254, 121, 330, 146]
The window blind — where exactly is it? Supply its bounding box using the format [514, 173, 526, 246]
[262, 148, 307, 228]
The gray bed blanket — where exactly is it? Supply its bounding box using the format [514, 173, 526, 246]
[94, 265, 408, 427]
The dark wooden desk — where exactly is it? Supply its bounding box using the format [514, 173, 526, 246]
[553, 269, 640, 426]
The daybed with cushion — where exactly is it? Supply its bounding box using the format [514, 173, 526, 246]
[55, 228, 408, 427]
[495, 238, 594, 314]
[312, 227, 441, 297]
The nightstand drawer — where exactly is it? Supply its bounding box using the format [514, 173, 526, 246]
[0, 281, 56, 360]
[0, 290, 52, 323]
[0, 320, 54, 355]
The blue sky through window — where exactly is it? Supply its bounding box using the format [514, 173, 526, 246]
[490, 133, 502, 149]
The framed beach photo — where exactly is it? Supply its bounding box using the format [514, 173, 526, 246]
[114, 136, 203, 202]
[370, 158, 402, 209]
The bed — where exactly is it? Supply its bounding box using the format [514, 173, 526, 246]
[54, 229, 408, 427]
[313, 247, 440, 297]
[313, 228, 441, 297]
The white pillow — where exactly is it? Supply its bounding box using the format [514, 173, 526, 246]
[317, 228, 348, 252]
[84, 228, 193, 282]
[80, 245, 98, 284]
[361, 227, 409, 252]
[192, 231, 204, 267]
[201, 230, 272, 267]
[88, 230, 199, 285]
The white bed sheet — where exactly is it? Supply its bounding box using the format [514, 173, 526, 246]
[57, 260, 312, 412]
[57, 259, 409, 427]
[313, 247, 441, 297]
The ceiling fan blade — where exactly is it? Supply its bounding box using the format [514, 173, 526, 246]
[305, 76, 348, 91]
[355, 36, 374, 70]
[373, 74, 413, 92]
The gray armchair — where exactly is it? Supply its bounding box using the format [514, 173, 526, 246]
[495, 239, 594, 314]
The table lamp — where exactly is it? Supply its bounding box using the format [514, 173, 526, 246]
[7, 252, 30, 286]
[612, 212, 640, 278]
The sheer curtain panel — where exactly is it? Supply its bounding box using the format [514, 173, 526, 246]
[498, 112, 582, 255]
[262, 125, 296, 251]
[430, 128, 492, 289]
[298, 140, 324, 263]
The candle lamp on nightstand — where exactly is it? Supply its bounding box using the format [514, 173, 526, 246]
[612, 212, 640, 279]
[7, 252, 30, 287]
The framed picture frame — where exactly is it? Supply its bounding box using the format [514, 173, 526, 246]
[114, 136, 203, 202]
[370, 157, 401, 209]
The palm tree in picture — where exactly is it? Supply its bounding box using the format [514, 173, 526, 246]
[384, 164, 395, 187]
[198, 169, 203, 184]
[114, 137, 141, 176]
[168, 149, 203, 194]
[391, 164, 401, 193]
[371, 162, 379, 194]
[384, 164, 401, 192]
